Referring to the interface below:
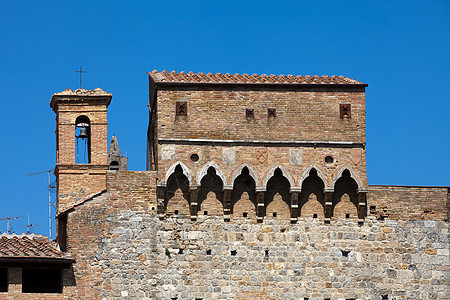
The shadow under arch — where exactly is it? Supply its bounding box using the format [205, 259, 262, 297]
[298, 164, 329, 191]
[298, 168, 325, 217]
[264, 168, 291, 216]
[164, 161, 193, 186]
[331, 165, 363, 192]
[198, 167, 224, 211]
[165, 164, 191, 211]
[230, 164, 259, 187]
[331, 169, 358, 217]
[197, 162, 227, 186]
[262, 165, 295, 187]
[231, 166, 256, 215]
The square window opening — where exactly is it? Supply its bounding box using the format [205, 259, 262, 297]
[0, 268, 7, 292]
[272, 212, 277, 217]
[243, 212, 248, 218]
[313, 214, 318, 218]
[245, 108, 254, 118]
[22, 269, 62, 293]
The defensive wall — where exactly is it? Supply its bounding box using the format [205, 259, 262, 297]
[3, 72, 446, 299]
[52, 171, 449, 299]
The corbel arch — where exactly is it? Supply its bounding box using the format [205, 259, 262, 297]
[331, 165, 363, 191]
[230, 164, 260, 187]
[262, 165, 295, 187]
[298, 164, 329, 191]
[164, 161, 193, 186]
[197, 162, 227, 186]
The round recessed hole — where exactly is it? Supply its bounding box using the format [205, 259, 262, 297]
[190, 153, 199, 162]
[325, 156, 334, 164]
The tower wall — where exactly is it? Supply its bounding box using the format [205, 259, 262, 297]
[50, 88, 111, 212]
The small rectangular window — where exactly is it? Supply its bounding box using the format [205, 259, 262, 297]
[22, 269, 62, 293]
[245, 108, 254, 118]
[0, 268, 7, 292]
[340, 104, 351, 118]
[268, 108, 276, 117]
[176, 101, 187, 116]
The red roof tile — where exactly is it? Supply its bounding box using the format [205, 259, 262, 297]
[0, 234, 72, 261]
[148, 70, 365, 85]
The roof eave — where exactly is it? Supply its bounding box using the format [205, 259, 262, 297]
[147, 80, 368, 90]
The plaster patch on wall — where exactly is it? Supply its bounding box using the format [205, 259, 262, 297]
[222, 148, 236, 164]
[161, 144, 176, 160]
[289, 149, 303, 165]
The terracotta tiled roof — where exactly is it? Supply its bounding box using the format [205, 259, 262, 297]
[0, 234, 71, 261]
[148, 70, 365, 85]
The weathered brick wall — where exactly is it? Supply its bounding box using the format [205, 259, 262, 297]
[56, 167, 107, 213]
[54, 171, 158, 299]
[157, 88, 366, 143]
[52, 93, 111, 211]
[54, 103, 108, 165]
[158, 144, 368, 190]
[368, 185, 449, 221]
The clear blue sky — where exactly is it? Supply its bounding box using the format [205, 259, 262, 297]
[0, 1, 449, 236]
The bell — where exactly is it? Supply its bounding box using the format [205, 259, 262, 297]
[78, 127, 88, 139]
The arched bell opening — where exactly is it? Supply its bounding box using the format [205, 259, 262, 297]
[165, 165, 191, 216]
[331, 169, 358, 218]
[109, 161, 120, 171]
[75, 115, 91, 164]
[198, 167, 224, 216]
[298, 169, 325, 218]
[231, 167, 256, 219]
[264, 168, 291, 220]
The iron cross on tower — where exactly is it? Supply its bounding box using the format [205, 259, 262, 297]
[75, 66, 87, 89]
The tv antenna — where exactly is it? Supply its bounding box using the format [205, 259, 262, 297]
[20, 214, 39, 234]
[0, 216, 22, 234]
[28, 169, 56, 240]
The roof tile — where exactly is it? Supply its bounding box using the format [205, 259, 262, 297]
[0, 234, 69, 259]
[148, 70, 365, 85]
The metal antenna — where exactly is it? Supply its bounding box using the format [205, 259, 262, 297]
[0, 216, 22, 234]
[75, 66, 87, 89]
[28, 169, 55, 240]
[20, 214, 39, 234]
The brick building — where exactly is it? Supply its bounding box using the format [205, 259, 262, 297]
[1, 71, 448, 299]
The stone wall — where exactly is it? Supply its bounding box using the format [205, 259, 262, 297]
[91, 212, 448, 300]
[53, 171, 449, 300]
[368, 186, 449, 221]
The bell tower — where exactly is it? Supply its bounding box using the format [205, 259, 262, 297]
[50, 88, 112, 213]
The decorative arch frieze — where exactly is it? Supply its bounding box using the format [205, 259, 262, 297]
[164, 161, 193, 186]
[197, 161, 227, 186]
[298, 164, 329, 191]
[262, 165, 295, 187]
[331, 165, 363, 192]
[230, 164, 260, 187]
